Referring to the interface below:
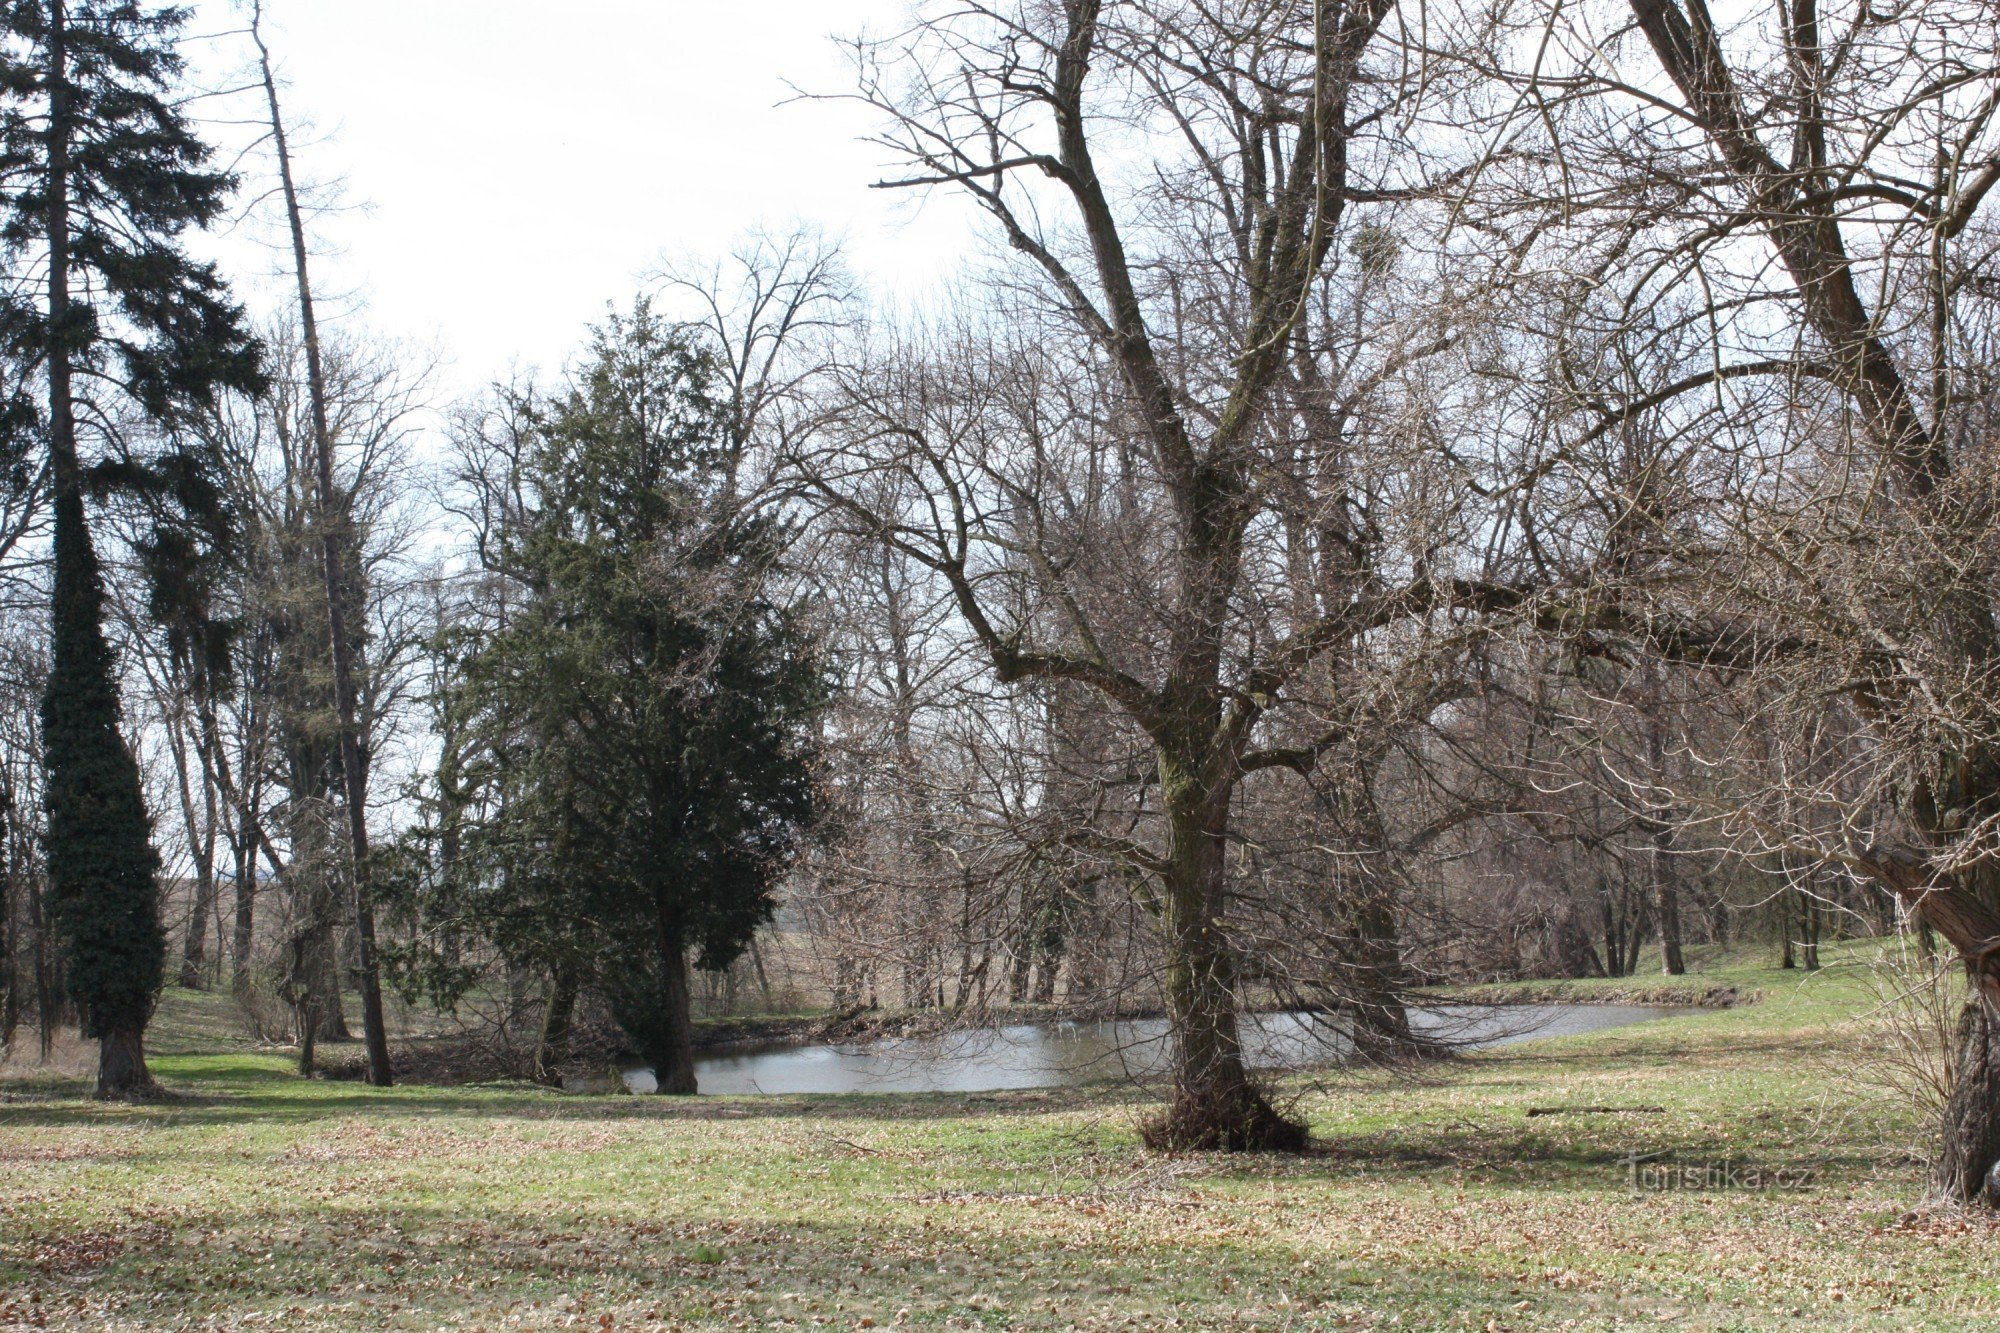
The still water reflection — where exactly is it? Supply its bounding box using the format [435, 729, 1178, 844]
[684, 1003, 1682, 1095]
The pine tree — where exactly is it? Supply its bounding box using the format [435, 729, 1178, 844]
[0, 0, 262, 1095]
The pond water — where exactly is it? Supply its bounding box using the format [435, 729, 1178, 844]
[682, 1003, 1684, 1096]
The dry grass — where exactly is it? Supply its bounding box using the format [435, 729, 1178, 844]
[0, 942, 1995, 1329]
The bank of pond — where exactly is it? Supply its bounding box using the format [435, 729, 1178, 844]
[589, 1001, 1691, 1096]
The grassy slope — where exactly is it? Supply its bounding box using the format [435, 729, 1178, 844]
[1, 943, 1995, 1330]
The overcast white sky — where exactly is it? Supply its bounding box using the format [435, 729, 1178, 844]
[184, 0, 984, 397]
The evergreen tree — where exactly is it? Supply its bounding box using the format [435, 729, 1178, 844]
[0, 0, 262, 1094]
[428, 307, 826, 1092]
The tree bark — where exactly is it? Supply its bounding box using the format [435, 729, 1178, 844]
[95, 1022, 152, 1099]
[532, 964, 578, 1085]
[170, 709, 218, 989]
[1801, 888, 1821, 972]
[1923, 882, 2000, 1205]
[1342, 885, 1423, 1057]
[654, 940, 697, 1096]
[1651, 841, 1686, 975]
[1642, 694, 1686, 976]
[1939, 998, 2000, 1206]
[0, 809, 13, 1050]
[31, 870, 53, 1061]
[1141, 771, 1304, 1151]
[1862, 856, 2000, 1204]
[230, 795, 257, 1002]
[302, 928, 350, 1044]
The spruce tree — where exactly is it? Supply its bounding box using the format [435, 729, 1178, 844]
[0, 0, 262, 1094]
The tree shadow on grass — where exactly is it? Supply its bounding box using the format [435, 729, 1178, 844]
[16, 1170, 1971, 1328]
[0, 1193, 1629, 1330]
[0, 1073, 1157, 1130]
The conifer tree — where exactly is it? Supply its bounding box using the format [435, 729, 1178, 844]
[0, 0, 262, 1094]
[432, 307, 827, 1092]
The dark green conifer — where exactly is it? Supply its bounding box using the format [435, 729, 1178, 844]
[0, 0, 262, 1094]
[404, 306, 827, 1092]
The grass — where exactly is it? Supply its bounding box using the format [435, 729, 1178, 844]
[1, 942, 1995, 1329]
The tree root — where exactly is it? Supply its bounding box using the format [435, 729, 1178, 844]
[1139, 1081, 1309, 1153]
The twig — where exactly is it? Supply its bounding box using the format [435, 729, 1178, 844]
[1525, 1105, 1666, 1117]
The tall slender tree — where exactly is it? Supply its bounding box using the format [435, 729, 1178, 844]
[250, 0, 392, 1085]
[0, 0, 262, 1094]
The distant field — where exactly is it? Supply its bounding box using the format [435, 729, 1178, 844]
[1, 942, 1996, 1329]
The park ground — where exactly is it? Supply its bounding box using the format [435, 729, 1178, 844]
[1, 943, 1997, 1329]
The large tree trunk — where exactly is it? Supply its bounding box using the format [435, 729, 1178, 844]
[303, 929, 350, 1044]
[228, 722, 261, 1003]
[1800, 888, 1821, 972]
[1327, 788, 1422, 1056]
[31, 872, 55, 1060]
[1599, 874, 1623, 977]
[284, 801, 350, 1046]
[1141, 779, 1304, 1152]
[1873, 858, 2000, 1205]
[1939, 997, 2000, 1205]
[178, 867, 215, 989]
[1920, 876, 2000, 1205]
[0, 798, 14, 1049]
[1341, 885, 1424, 1059]
[168, 709, 218, 990]
[653, 940, 697, 1096]
[1651, 838, 1686, 975]
[96, 1022, 153, 1098]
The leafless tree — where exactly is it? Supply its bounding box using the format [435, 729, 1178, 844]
[1452, 0, 2000, 1202]
[788, 0, 1583, 1148]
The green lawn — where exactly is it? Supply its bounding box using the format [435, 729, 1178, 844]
[1, 943, 1995, 1329]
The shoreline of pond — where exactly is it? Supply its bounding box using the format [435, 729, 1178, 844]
[671, 1002, 1701, 1097]
[690, 981, 1752, 1056]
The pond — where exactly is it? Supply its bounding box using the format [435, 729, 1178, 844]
[677, 1002, 1685, 1096]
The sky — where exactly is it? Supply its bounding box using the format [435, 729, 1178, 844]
[184, 0, 984, 398]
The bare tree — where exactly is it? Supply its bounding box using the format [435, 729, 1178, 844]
[787, 0, 1583, 1148]
[1461, 0, 2000, 1201]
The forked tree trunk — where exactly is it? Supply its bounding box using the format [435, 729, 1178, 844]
[1801, 890, 1821, 972]
[229, 731, 260, 1002]
[1641, 678, 1686, 976]
[1932, 908, 2000, 1206]
[230, 830, 256, 1002]
[1652, 845, 1686, 975]
[31, 874, 54, 1060]
[1600, 878, 1622, 977]
[303, 931, 350, 1044]
[178, 866, 215, 989]
[170, 707, 219, 990]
